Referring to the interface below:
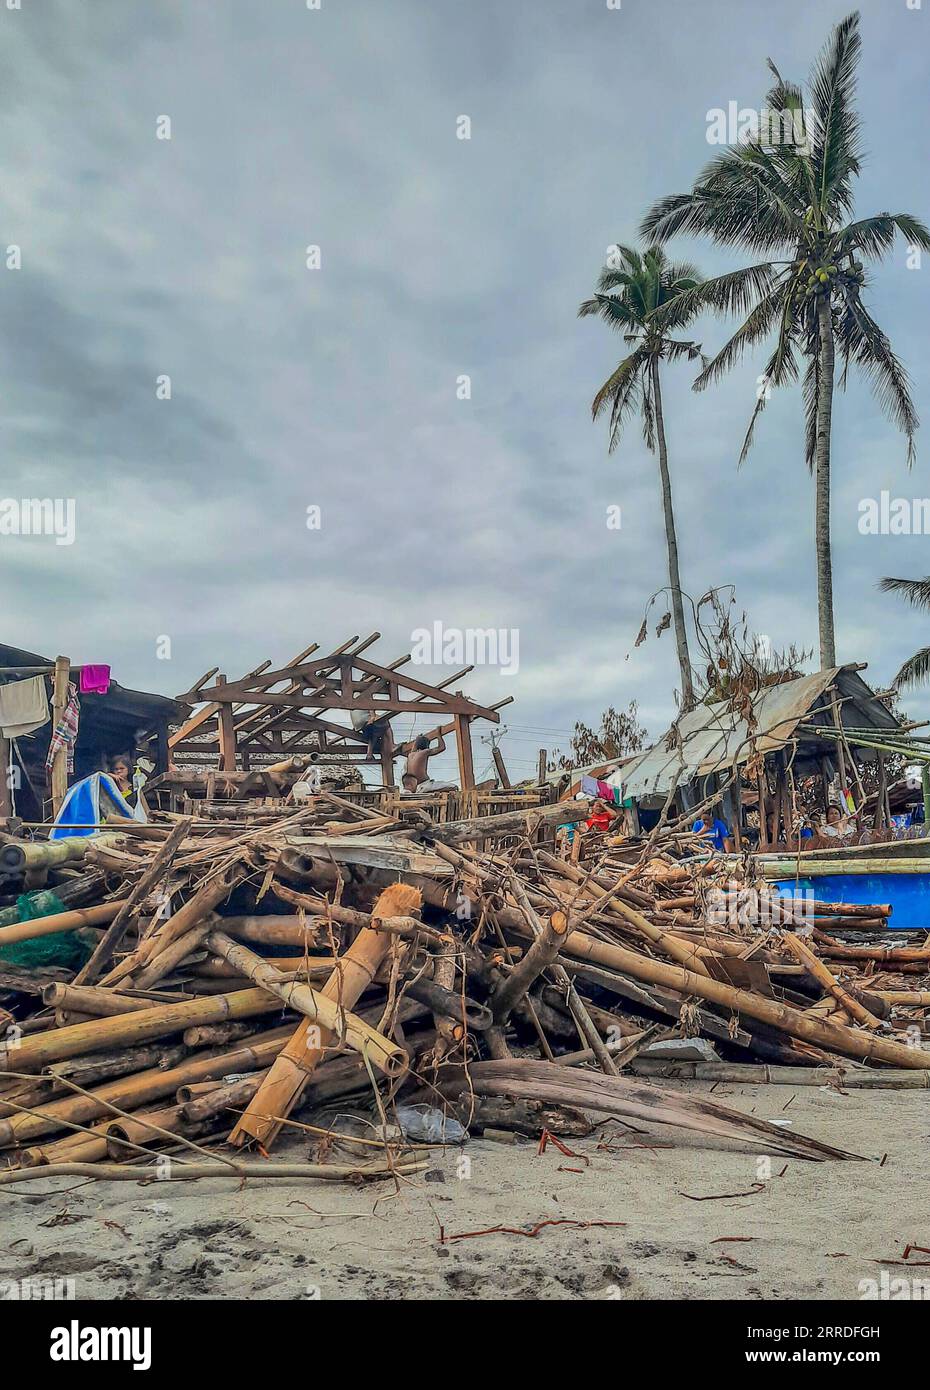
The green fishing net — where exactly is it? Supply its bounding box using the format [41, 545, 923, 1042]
[0, 890, 93, 970]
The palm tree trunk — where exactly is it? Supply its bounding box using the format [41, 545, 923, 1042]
[815, 296, 837, 669]
[650, 357, 695, 709]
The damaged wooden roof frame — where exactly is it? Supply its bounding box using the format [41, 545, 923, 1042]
[169, 631, 512, 790]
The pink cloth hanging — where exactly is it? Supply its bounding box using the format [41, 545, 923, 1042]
[79, 665, 111, 695]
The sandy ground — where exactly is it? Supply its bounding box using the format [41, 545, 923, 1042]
[1, 1081, 926, 1301]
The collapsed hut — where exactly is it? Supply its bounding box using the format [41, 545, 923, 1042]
[608, 663, 920, 850]
[0, 644, 182, 824]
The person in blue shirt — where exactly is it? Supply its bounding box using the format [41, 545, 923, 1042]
[692, 808, 733, 853]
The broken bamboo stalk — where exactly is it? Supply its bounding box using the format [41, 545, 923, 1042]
[229, 882, 421, 1150]
[205, 930, 406, 1078]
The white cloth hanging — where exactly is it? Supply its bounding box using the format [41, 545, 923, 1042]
[0, 675, 50, 739]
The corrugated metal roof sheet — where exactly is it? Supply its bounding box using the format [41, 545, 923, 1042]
[611, 666, 898, 800]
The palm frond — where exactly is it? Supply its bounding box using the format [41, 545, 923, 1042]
[838, 287, 919, 464]
[642, 146, 804, 252]
[590, 348, 649, 454]
[578, 293, 643, 334]
[802, 353, 820, 471]
[736, 328, 799, 466]
[652, 262, 781, 328]
[879, 576, 930, 610]
[841, 212, 930, 261]
[663, 338, 704, 364]
[893, 647, 930, 690]
[692, 287, 788, 390]
[809, 10, 863, 216]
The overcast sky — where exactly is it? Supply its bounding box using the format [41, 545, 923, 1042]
[3, 0, 929, 782]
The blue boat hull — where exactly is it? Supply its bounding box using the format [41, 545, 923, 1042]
[774, 873, 930, 930]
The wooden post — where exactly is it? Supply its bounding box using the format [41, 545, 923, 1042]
[455, 714, 475, 790]
[829, 689, 848, 810]
[380, 740, 395, 789]
[491, 744, 511, 789]
[537, 748, 547, 786]
[155, 725, 169, 777]
[756, 765, 769, 850]
[216, 676, 237, 772]
[727, 779, 742, 851]
[875, 753, 887, 833]
[49, 656, 70, 816]
[0, 734, 11, 819]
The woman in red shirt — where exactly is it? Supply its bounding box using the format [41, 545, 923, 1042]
[585, 799, 617, 833]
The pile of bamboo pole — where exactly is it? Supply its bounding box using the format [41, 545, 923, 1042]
[0, 792, 927, 1178]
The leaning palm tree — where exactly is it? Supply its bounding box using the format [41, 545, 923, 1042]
[579, 244, 703, 710]
[642, 10, 930, 670]
[879, 576, 930, 687]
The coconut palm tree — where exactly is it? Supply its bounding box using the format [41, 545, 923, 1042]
[579, 244, 703, 709]
[641, 11, 930, 671]
[879, 576, 930, 687]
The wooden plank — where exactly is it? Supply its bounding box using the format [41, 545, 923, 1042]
[455, 714, 475, 790]
[285, 834, 453, 876]
[49, 656, 70, 816]
[0, 735, 11, 819]
[216, 676, 238, 772]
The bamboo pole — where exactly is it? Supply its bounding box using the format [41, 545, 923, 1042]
[0, 1028, 293, 1148]
[104, 860, 246, 985]
[0, 988, 283, 1074]
[781, 934, 882, 1030]
[74, 817, 192, 985]
[49, 656, 70, 816]
[230, 882, 421, 1150]
[206, 930, 406, 1077]
[514, 925, 930, 1069]
[0, 901, 123, 948]
[132, 921, 216, 990]
[491, 911, 568, 1024]
[42, 983, 159, 1019]
[0, 1158, 428, 1186]
[0, 832, 127, 875]
[628, 1061, 930, 1087]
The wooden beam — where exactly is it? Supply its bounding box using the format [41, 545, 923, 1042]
[169, 645, 320, 748]
[455, 715, 475, 790]
[492, 745, 511, 789]
[216, 676, 238, 772]
[0, 735, 12, 819]
[49, 656, 70, 816]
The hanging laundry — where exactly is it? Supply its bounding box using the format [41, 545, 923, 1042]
[0, 675, 50, 739]
[79, 664, 111, 696]
[45, 683, 80, 775]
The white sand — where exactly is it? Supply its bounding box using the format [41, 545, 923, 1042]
[1, 1081, 926, 1300]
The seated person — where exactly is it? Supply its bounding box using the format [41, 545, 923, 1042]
[692, 807, 734, 853]
[107, 753, 134, 803]
[585, 798, 617, 833]
[819, 803, 851, 838]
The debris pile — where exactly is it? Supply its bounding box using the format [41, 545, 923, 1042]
[1, 793, 928, 1184]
